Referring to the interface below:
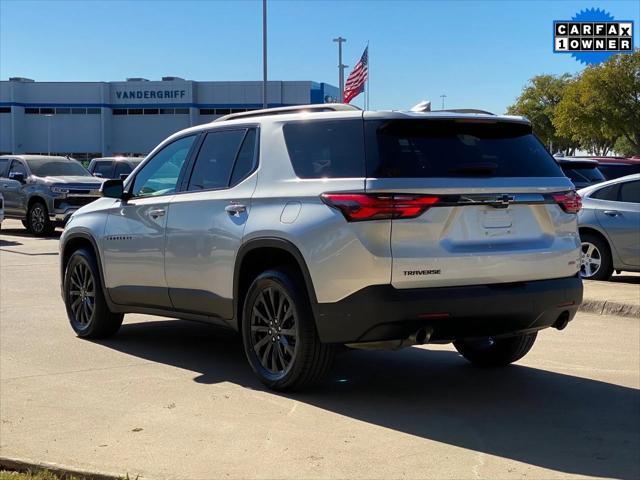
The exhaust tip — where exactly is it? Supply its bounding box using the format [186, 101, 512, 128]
[554, 311, 570, 331]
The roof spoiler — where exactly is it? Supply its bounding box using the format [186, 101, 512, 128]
[214, 103, 360, 122]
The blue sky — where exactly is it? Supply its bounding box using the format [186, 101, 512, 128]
[1, 0, 638, 113]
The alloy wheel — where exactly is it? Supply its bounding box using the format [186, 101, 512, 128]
[30, 205, 46, 233]
[68, 260, 96, 327]
[580, 241, 602, 278]
[250, 286, 298, 378]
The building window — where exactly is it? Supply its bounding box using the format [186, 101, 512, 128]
[39, 107, 54, 114]
[25, 108, 39, 114]
[0, 107, 11, 113]
[113, 109, 127, 115]
[174, 108, 189, 114]
[72, 108, 87, 114]
[87, 108, 101, 114]
[215, 108, 231, 115]
[200, 108, 215, 115]
[56, 108, 70, 114]
[159, 108, 174, 114]
[128, 109, 143, 115]
[230, 108, 246, 114]
[143, 108, 159, 115]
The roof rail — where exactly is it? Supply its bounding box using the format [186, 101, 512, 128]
[214, 103, 360, 122]
[432, 108, 496, 115]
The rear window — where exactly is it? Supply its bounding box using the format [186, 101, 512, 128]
[283, 120, 365, 178]
[598, 164, 640, 180]
[562, 166, 605, 183]
[365, 120, 564, 178]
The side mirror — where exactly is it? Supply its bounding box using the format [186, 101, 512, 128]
[9, 172, 25, 183]
[119, 173, 129, 180]
[100, 179, 125, 199]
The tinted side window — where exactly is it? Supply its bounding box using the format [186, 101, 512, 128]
[619, 181, 640, 204]
[365, 120, 564, 178]
[133, 135, 196, 197]
[230, 129, 257, 186]
[93, 161, 113, 178]
[0, 159, 9, 177]
[114, 162, 133, 178]
[591, 184, 620, 201]
[9, 160, 27, 177]
[187, 130, 246, 191]
[283, 120, 365, 178]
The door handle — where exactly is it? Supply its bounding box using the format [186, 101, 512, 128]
[148, 208, 166, 219]
[603, 210, 622, 217]
[225, 203, 247, 216]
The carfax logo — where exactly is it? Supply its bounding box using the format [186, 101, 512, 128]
[553, 8, 634, 64]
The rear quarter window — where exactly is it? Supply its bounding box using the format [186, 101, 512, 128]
[283, 120, 365, 178]
[365, 119, 564, 178]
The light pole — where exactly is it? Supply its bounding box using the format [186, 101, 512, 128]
[440, 94, 447, 110]
[262, 0, 268, 109]
[44, 113, 53, 155]
[333, 37, 347, 103]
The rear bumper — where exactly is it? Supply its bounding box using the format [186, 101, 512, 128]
[313, 276, 583, 344]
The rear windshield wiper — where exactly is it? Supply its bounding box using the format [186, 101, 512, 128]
[448, 162, 498, 175]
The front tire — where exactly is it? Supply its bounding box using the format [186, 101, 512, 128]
[64, 248, 123, 338]
[241, 268, 335, 391]
[580, 232, 613, 281]
[28, 201, 54, 236]
[454, 332, 537, 367]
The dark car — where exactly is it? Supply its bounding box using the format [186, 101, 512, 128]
[556, 158, 606, 189]
[590, 157, 640, 180]
[88, 156, 144, 180]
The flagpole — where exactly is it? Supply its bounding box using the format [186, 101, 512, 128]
[366, 41, 370, 110]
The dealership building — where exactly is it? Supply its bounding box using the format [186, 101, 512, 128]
[0, 77, 339, 162]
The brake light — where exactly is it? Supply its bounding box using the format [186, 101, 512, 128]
[321, 193, 440, 221]
[552, 191, 582, 214]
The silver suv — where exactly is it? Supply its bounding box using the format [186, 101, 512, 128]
[60, 104, 583, 390]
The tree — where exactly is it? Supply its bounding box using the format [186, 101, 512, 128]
[554, 51, 640, 156]
[506, 74, 577, 154]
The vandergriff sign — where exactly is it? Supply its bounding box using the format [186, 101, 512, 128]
[110, 81, 193, 104]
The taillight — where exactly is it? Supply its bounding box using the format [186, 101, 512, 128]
[552, 191, 582, 214]
[321, 193, 440, 221]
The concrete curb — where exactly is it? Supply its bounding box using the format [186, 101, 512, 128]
[0, 457, 125, 480]
[579, 298, 640, 319]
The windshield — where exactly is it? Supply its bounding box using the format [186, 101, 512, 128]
[26, 158, 91, 177]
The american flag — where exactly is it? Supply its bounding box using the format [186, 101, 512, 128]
[344, 46, 368, 104]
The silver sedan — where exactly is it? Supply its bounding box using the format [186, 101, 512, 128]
[578, 174, 640, 280]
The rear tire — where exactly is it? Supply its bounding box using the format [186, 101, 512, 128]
[454, 332, 537, 367]
[28, 201, 54, 236]
[580, 232, 613, 281]
[241, 268, 335, 391]
[64, 248, 123, 338]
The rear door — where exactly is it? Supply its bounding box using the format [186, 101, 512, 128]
[364, 117, 580, 289]
[164, 127, 258, 319]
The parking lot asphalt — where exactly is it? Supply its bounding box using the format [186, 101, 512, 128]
[1, 219, 639, 480]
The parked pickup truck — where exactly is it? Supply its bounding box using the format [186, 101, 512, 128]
[0, 155, 104, 236]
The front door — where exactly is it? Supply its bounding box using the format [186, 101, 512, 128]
[2, 160, 28, 216]
[597, 179, 640, 268]
[164, 127, 258, 319]
[102, 134, 198, 308]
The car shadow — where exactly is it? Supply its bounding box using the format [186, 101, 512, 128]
[610, 275, 640, 285]
[96, 319, 639, 479]
[0, 238, 22, 247]
[0, 227, 61, 240]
